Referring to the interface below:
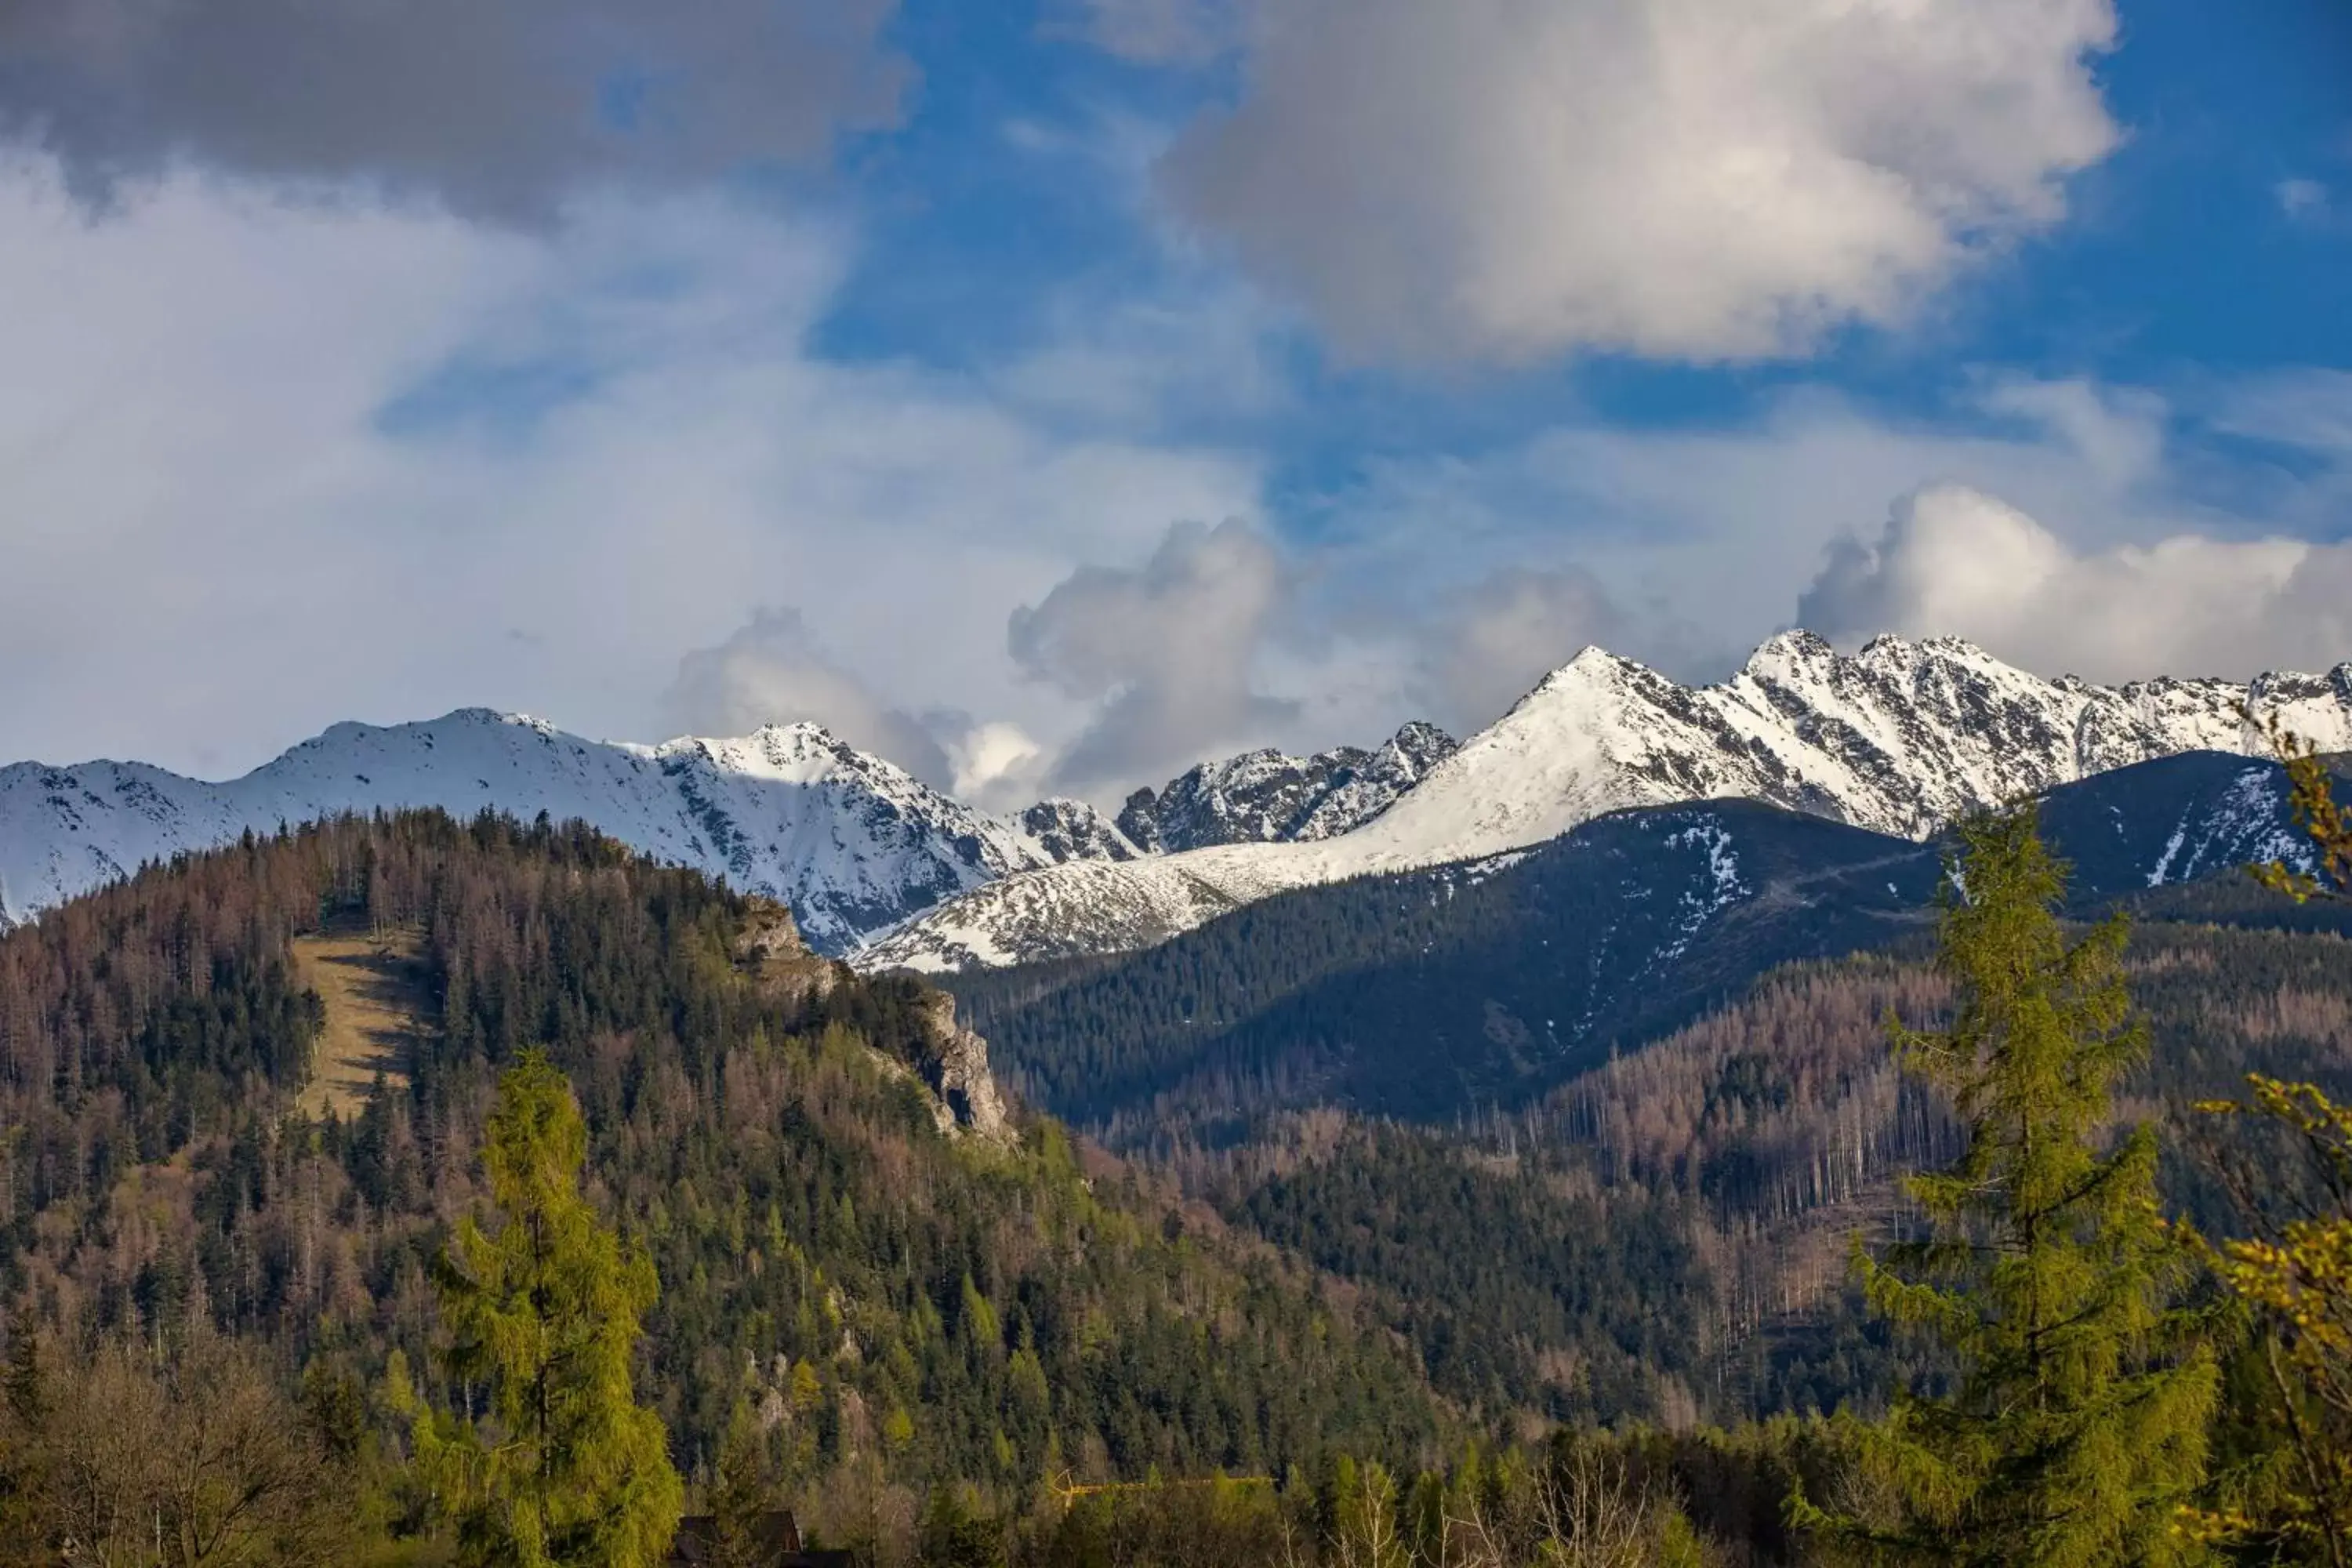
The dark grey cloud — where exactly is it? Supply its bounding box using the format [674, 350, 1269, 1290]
[0, 0, 907, 220]
[1011, 518, 1292, 794]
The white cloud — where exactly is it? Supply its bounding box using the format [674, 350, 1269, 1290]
[1162, 0, 2121, 365]
[1009, 517, 1294, 793]
[946, 722, 1051, 806]
[662, 607, 957, 786]
[2278, 178, 2330, 220]
[1304, 363, 2352, 701]
[1798, 483, 2352, 681]
[1319, 379, 2180, 681]
[0, 157, 1262, 779]
[1058, 0, 1240, 64]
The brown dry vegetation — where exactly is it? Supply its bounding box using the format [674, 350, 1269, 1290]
[293, 924, 426, 1119]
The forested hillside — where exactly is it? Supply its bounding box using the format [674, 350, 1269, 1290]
[949, 751, 2339, 1134]
[0, 811, 1449, 1513]
[4, 792, 2349, 1561]
[1127, 920, 2352, 1434]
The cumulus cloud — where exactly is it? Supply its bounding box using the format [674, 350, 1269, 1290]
[1162, 0, 2120, 365]
[1010, 518, 1293, 793]
[0, 158, 1261, 779]
[662, 607, 960, 787]
[0, 0, 906, 220]
[944, 723, 1054, 808]
[1798, 484, 2352, 681]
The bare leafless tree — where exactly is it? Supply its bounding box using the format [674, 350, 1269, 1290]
[1529, 1447, 1670, 1568]
[28, 1329, 350, 1568]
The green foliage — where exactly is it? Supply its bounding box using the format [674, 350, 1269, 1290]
[702, 1403, 785, 1568]
[952, 804, 1943, 1129]
[412, 1049, 684, 1568]
[0, 810, 1446, 1548]
[921, 1481, 1009, 1567]
[1219, 1120, 1714, 1423]
[1800, 808, 2220, 1566]
[2186, 730, 2352, 1562]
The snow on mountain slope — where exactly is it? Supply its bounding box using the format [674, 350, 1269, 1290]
[858, 632, 2352, 973]
[1115, 722, 1458, 853]
[0, 710, 1127, 953]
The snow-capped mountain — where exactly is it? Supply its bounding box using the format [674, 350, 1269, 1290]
[10, 631, 2347, 967]
[0, 710, 1130, 953]
[1116, 722, 1458, 853]
[859, 632, 2352, 973]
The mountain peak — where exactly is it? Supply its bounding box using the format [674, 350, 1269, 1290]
[863, 633, 2352, 973]
[1111, 721, 1460, 854]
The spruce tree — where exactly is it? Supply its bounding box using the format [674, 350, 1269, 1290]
[1799, 807, 2218, 1566]
[416, 1048, 683, 1567]
[705, 1403, 781, 1568]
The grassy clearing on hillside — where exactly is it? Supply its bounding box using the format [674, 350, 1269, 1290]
[294, 925, 425, 1118]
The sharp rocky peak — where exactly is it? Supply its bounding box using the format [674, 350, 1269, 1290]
[859, 630, 2352, 975]
[1112, 721, 1460, 855]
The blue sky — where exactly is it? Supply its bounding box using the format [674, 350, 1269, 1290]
[0, 0, 2347, 802]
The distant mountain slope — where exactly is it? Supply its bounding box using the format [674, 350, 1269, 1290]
[1116, 721, 1458, 852]
[869, 633, 2352, 972]
[949, 751, 2329, 1128]
[0, 710, 1130, 952]
[0, 712, 1465, 956]
[1188, 914, 2352, 1428]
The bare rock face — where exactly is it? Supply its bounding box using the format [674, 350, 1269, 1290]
[918, 992, 1011, 1142]
[735, 897, 1009, 1140]
[732, 898, 841, 1003]
[1115, 721, 1458, 854]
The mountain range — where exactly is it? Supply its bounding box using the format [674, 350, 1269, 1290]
[865, 631, 2352, 971]
[5, 632, 2349, 964]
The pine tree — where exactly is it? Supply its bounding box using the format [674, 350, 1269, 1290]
[705, 1403, 780, 1568]
[416, 1048, 683, 1567]
[1799, 807, 2218, 1566]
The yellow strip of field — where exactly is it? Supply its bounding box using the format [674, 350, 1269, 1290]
[292, 928, 426, 1120]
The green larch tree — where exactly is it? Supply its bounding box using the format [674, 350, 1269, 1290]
[1798, 807, 2220, 1566]
[415, 1049, 682, 1567]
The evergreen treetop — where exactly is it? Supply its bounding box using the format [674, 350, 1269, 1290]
[1800, 807, 2220, 1567]
[416, 1047, 684, 1568]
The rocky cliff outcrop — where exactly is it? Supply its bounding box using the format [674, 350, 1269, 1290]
[735, 897, 1010, 1139]
[917, 992, 1012, 1142]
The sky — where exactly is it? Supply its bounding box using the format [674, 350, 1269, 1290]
[0, 0, 2348, 808]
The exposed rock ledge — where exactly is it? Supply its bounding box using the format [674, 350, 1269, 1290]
[735, 898, 1011, 1142]
[917, 992, 1011, 1142]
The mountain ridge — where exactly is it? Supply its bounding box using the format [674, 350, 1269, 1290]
[862, 632, 2352, 972]
[8, 631, 2349, 964]
[0, 709, 1090, 951]
[0, 706, 1443, 951]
